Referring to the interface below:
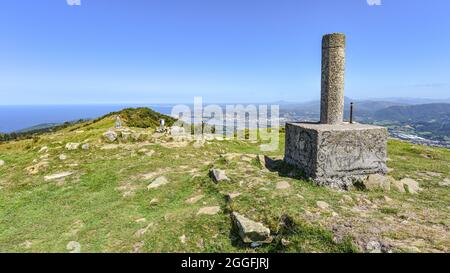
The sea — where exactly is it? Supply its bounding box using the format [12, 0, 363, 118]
[0, 104, 174, 133]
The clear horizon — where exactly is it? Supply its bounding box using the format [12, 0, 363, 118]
[1, 0, 449, 105]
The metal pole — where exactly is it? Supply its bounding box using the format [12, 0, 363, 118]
[350, 102, 354, 124]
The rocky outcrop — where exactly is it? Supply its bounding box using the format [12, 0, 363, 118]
[231, 212, 272, 244]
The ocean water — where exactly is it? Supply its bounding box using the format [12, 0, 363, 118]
[0, 104, 173, 133]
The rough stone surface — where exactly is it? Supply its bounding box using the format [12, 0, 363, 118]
[65, 143, 80, 150]
[363, 174, 392, 191]
[232, 212, 272, 244]
[103, 131, 117, 142]
[44, 171, 74, 181]
[147, 176, 169, 190]
[401, 178, 422, 194]
[321, 33, 346, 125]
[391, 179, 406, 193]
[285, 122, 388, 189]
[197, 206, 221, 215]
[209, 169, 230, 182]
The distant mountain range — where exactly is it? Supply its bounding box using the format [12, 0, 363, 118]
[279, 98, 450, 145]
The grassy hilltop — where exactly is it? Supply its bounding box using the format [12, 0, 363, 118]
[0, 108, 449, 253]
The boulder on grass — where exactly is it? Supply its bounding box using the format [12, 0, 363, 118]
[209, 169, 230, 183]
[231, 212, 272, 244]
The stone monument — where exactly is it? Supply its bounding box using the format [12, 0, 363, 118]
[284, 33, 387, 189]
[115, 116, 122, 129]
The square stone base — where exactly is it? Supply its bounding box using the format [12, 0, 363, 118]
[284, 122, 388, 189]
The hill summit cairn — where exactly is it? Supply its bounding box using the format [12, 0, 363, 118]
[284, 33, 388, 189]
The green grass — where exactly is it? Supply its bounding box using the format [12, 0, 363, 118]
[0, 118, 449, 253]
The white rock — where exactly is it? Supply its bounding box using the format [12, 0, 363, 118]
[179, 235, 187, 244]
[147, 176, 169, 190]
[38, 146, 48, 153]
[65, 143, 80, 150]
[81, 143, 90, 150]
[44, 171, 74, 181]
[66, 241, 81, 253]
[197, 206, 221, 215]
[0, 159, 4, 166]
[363, 174, 391, 191]
[59, 154, 67, 161]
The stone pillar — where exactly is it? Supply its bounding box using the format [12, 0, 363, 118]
[320, 33, 346, 124]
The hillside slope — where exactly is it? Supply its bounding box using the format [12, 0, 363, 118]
[0, 112, 449, 253]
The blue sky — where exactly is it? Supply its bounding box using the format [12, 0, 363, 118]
[0, 0, 449, 104]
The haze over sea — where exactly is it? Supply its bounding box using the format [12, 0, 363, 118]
[0, 105, 173, 133]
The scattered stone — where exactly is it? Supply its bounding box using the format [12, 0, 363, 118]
[0, 159, 4, 167]
[66, 241, 81, 253]
[383, 196, 393, 203]
[20, 240, 33, 249]
[147, 176, 169, 190]
[135, 218, 146, 223]
[226, 192, 241, 201]
[81, 143, 90, 150]
[149, 198, 159, 205]
[38, 146, 48, 153]
[134, 223, 153, 238]
[44, 171, 74, 181]
[439, 178, 450, 187]
[145, 150, 156, 157]
[316, 201, 330, 210]
[197, 206, 221, 215]
[103, 131, 117, 142]
[363, 174, 391, 191]
[391, 179, 406, 193]
[232, 212, 272, 244]
[26, 161, 49, 175]
[65, 143, 80, 150]
[179, 234, 187, 244]
[209, 169, 230, 182]
[366, 241, 382, 253]
[281, 238, 291, 247]
[186, 194, 204, 204]
[276, 181, 291, 190]
[132, 241, 144, 253]
[401, 178, 422, 194]
[59, 154, 67, 161]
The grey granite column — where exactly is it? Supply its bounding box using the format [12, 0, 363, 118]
[320, 33, 346, 124]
